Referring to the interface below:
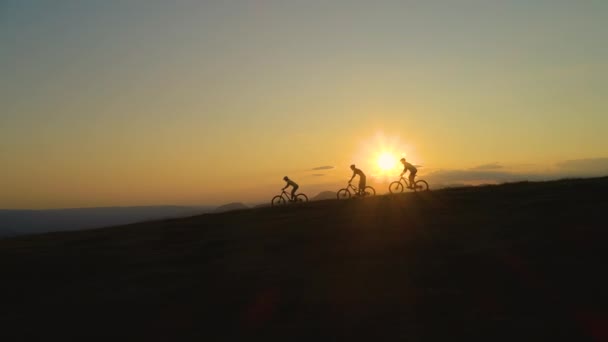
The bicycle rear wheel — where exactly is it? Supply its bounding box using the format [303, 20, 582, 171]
[295, 193, 308, 203]
[336, 189, 351, 200]
[414, 180, 429, 192]
[389, 181, 404, 194]
[271, 195, 286, 207]
[363, 186, 376, 196]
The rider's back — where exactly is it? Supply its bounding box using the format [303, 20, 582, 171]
[403, 162, 417, 173]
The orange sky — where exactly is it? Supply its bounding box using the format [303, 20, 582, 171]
[1, 1, 607, 209]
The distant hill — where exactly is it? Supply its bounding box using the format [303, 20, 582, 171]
[214, 202, 249, 213]
[0, 206, 214, 237]
[311, 191, 336, 201]
[0, 227, 17, 238]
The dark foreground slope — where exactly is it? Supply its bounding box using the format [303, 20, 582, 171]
[1, 178, 608, 341]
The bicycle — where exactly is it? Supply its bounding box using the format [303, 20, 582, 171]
[389, 176, 429, 193]
[271, 189, 309, 207]
[336, 182, 376, 200]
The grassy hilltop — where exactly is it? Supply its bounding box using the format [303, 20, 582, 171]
[1, 178, 607, 341]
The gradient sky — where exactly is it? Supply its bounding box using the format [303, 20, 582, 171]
[1, 1, 607, 209]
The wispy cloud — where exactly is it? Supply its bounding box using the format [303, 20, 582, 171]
[470, 163, 503, 170]
[424, 169, 529, 185]
[424, 157, 608, 187]
[312, 165, 334, 171]
[556, 158, 608, 175]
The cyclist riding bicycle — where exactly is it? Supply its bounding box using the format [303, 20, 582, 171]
[282, 176, 299, 201]
[400, 158, 417, 189]
[348, 164, 366, 196]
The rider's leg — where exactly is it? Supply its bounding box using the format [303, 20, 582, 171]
[291, 186, 298, 201]
[409, 172, 417, 188]
[359, 177, 366, 195]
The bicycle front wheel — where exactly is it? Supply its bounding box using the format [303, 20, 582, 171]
[337, 189, 351, 200]
[295, 193, 308, 203]
[271, 195, 286, 207]
[363, 186, 376, 196]
[415, 180, 429, 192]
[389, 181, 404, 194]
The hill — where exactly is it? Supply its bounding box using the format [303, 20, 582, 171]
[0, 206, 214, 237]
[311, 190, 337, 201]
[214, 202, 249, 213]
[0, 177, 607, 341]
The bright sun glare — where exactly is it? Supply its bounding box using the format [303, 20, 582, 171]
[377, 153, 397, 172]
[355, 132, 416, 180]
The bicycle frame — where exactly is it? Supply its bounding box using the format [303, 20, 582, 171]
[280, 189, 294, 201]
[399, 176, 425, 189]
[272, 189, 308, 206]
[337, 182, 375, 199]
[398, 176, 412, 188]
[388, 174, 429, 194]
[346, 183, 363, 194]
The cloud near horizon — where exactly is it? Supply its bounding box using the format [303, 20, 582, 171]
[424, 169, 530, 186]
[470, 163, 503, 170]
[311, 166, 334, 171]
[555, 158, 608, 175]
[424, 158, 608, 186]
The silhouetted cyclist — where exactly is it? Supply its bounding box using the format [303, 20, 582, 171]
[400, 158, 417, 189]
[349, 164, 366, 195]
[282, 176, 299, 201]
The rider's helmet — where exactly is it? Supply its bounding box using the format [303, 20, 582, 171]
[400, 158, 406, 163]
[283, 176, 289, 181]
[350, 164, 355, 169]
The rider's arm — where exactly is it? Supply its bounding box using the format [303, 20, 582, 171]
[282, 183, 289, 190]
[349, 172, 355, 183]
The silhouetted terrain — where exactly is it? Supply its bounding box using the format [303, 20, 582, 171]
[1, 178, 607, 341]
[0, 206, 214, 237]
[311, 191, 338, 201]
[214, 202, 249, 213]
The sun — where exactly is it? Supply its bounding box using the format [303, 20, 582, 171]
[353, 132, 418, 180]
[377, 152, 397, 172]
